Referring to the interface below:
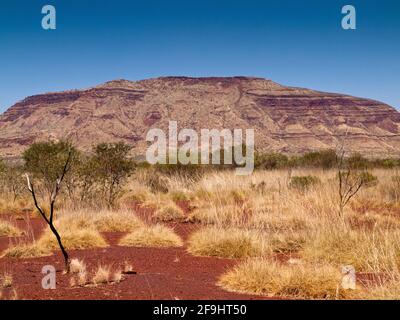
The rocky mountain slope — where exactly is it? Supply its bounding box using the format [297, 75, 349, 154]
[0, 76, 399, 157]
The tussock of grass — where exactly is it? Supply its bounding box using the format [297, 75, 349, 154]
[187, 226, 307, 258]
[55, 209, 144, 233]
[188, 204, 250, 226]
[0, 220, 22, 237]
[301, 226, 400, 272]
[112, 269, 123, 283]
[70, 267, 88, 287]
[92, 265, 111, 285]
[346, 212, 400, 230]
[141, 193, 168, 210]
[119, 225, 183, 248]
[270, 232, 307, 254]
[187, 227, 265, 258]
[1, 243, 51, 258]
[219, 258, 359, 299]
[1, 272, 13, 288]
[0, 198, 32, 215]
[249, 212, 310, 232]
[361, 275, 400, 299]
[38, 227, 108, 250]
[169, 190, 191, 202]
[193, 188, 248, 208]
[70, 258, 87, 274]
[119, 185, 154, 203]
[91, 210, 144, 232]
[2, 209, 147, 258]
[153, 202, 185, 222]
[140, 194, 186, 221]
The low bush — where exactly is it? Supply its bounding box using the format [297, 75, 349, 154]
[289, 176, 320, 192]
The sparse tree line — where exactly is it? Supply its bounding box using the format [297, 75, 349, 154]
[0, 141, 136, 272]
[0, 141, 135, 209]
[0, 143, 397, 207]
[254, 149, 400, 171]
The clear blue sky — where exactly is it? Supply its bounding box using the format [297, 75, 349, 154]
[0, 0, 399, 112]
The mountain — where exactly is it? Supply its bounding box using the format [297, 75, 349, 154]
[0, 76, 399, 158]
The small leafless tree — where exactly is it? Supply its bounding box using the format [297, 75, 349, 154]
[5, 166, 26, 202]
[336, 145, 367, 217]
[25, 150, 72, 273]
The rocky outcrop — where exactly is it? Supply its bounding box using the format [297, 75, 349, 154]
[0, 76, 399, 157]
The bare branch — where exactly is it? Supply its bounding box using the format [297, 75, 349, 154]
[24, 147, 73, 272]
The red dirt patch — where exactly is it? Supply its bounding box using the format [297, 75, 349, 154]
[0, 212, 264, 300]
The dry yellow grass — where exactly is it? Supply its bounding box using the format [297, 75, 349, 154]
[219, 258, 360, 299]
[301, 225, 400, 272]
[55, 208, 144, 232]
[1, 272, 13, 288]
[153, 201, 185, 222]
[169, 190, 191, 202]
[140, 193, 186, 222]
[70, 269, 88, 287]
[361, 275, 400, 299]
[38, 226, 108, 251]
[0, 198, 32, 215]
[119, 224, 183, 248]
[187, 227, 265, 258]
[70, 261, 123, 287]
[1, 167, 400, 299]
[188, 204, 251, 226]
[249, 211, 310, 232]
[69, 258, 87, 274]
[111, 269, 123, 283]
[119, 181, 155, 204]
[187, 226, 307, 258]
[0, 220, 22, 237]
[1, 243, 51, 258]
[90, 210, 143, 232]
[92, 265, 111, 285]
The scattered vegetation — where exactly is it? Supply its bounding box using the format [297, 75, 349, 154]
[188, 227, 265, 258]
[289, 175, 320, 192]
[92, 265, 111, 285]
[218, 258, 359, 299]
[1, 272, 13, 288]
[119, 225, 183, 248]
[0, 220, 22, 237]
[153, 201, 185, 222]
[55, 209, 144, 232]
[1, 141, 400, 299]
[38, 226, 108, 251]
[69, 260, 123, 287]
[2, 243, 51, 259]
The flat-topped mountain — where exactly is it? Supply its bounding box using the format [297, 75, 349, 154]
[0, 76, 399, 157]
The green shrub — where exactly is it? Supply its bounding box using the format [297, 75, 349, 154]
[0, 158, 5, 175]
[0, 163, 26, 201]
[289, 175, 320, 192]
[297, 150, 337, 169]
[358, 171, 378, 187]
[347, 153, 370, 170]
[254, 152, 289, 170]
[23, 141, 79, 197]
[144, 169, 170, 193]
[89, 143, 135, 207]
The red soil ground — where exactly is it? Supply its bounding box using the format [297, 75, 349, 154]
[0, 210, 266, 300]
